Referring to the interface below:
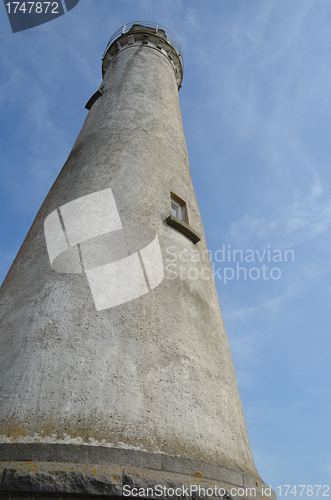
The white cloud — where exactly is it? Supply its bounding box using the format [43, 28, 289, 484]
[226, 177, 331, 249]
[224, 283, 298, 322]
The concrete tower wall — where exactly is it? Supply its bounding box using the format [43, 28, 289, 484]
[0, 24, 273, 499]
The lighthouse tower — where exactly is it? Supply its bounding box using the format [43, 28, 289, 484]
[0, 22, 274, 500]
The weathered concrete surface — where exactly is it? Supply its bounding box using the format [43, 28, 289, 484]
[0, 24, 273, 498]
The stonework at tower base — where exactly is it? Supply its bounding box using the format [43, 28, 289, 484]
[0, 444, 275, 500]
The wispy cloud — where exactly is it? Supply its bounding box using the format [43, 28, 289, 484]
[223, 282, 299, 322]
[226, 179, 331, 248]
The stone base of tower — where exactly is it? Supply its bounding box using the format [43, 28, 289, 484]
[0, 444, 275, 500]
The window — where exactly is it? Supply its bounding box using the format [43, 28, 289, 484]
[171, 199, 183, 220]
[170, 192, 187, 223]
[166, 192, 201, 244]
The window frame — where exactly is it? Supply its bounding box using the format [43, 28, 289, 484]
[171, 199, 183, 220]
[170, 192, 188, 223]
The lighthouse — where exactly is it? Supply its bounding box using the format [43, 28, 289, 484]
[0, 22, 274, 500]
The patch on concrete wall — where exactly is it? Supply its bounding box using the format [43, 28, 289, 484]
[44, 188, 164, 310]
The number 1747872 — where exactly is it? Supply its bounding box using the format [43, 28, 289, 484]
[278, 485, 330, 497]
[5, 2, 59, 14]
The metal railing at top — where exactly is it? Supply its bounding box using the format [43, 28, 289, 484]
[102, 21, 184, 71]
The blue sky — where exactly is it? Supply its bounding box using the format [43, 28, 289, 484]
[1, 0, 331, 496]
